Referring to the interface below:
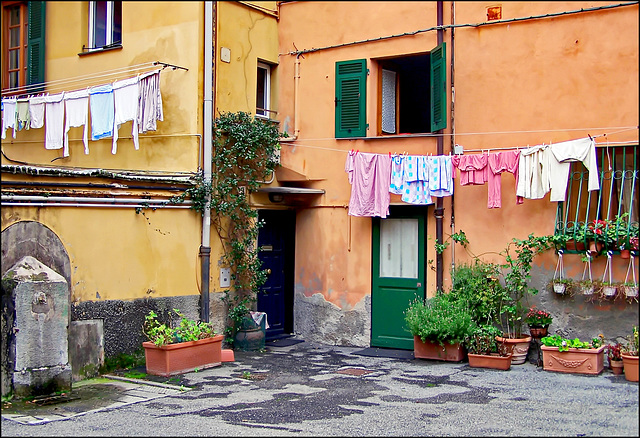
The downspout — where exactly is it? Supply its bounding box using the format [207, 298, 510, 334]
[435, 1, 445, 293]
[200, 0, 214, 322]
[450, 1, 456, 276]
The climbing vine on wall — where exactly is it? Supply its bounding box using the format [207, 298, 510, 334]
[171, 111, 281, 340]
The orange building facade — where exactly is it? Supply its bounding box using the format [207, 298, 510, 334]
[268, 1, 638, 347]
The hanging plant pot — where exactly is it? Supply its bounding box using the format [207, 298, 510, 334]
[601, 284, 618, 298]
[553, 282, 566, 295]
[620, 249, 631, 259]
[622, 285, 639, 298]
[581, 284, 595, 296]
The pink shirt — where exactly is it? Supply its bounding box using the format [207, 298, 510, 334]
[487, 150, 523, 208]
[345, 151, 392, 218]
[452, 154, 488, 185]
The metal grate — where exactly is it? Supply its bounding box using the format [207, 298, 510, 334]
[555, 145, 639, 253]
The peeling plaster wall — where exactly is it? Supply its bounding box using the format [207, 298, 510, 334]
[293, 291, 371, 347]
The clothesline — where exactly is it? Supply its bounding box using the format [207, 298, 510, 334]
[344, 137, 603, 217]
[0, 61, 187, 97]
[2, 69, 165, 157]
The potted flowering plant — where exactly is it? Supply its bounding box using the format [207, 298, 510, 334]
[540, 334, 606, 375]
[524, 306, 552, 338]
[606, 342, 624, 375]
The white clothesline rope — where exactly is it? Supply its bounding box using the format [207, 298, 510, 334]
[0, 61, 186, 97]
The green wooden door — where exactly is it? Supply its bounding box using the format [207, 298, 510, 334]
[371, 208, 426, 349]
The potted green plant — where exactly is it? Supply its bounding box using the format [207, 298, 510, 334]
[548, 277, 575, 296]
[495, 234, 554, 365]
[620, 281, 639, 299]
[404, 293, 476, 362]
[606, 342, 624, 375]
[540, 334, 605, 375]
[524, 306, 552, 338]
[621, 326, 639, 382]
[142, 309, 224, 377]
[463, 325, 512, 370]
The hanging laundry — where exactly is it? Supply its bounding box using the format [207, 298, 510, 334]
[516, 144, 552, 200]
[1, 97, 17, 140]
[64, 89, 90, 156]
[16, 99, 30, 131]
[137, 69, 163, 134]
[548, 137, 599, 202]
[112, 76, 140, 154]
[389, 154, 404, 194]
[452, 153, 489, 185]
[44, 92, 65, 151]
[401, 155, 432, 205]
[487, 150, 522, 208]
[345, 150, 392, 218]
[29, 95, 46, 129]
[428, 155, 454, 197]
[89, 84, 114, 141]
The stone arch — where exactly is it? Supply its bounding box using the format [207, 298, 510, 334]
[1, 221, 71, 287]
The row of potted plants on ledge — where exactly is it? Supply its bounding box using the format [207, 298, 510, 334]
[556, 213, 639, 257]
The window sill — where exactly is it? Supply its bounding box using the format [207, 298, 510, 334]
[78, 44, 123, 57]
[337, 133, 438, 140]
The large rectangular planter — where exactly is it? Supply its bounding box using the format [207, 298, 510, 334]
[143, 334, 224, 377]
[468, 353, 512, 370]
[540, 345, 605, 375]
[413, 336, 465, 362]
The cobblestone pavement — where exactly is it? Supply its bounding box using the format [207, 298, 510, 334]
[2, 338, 639, 437]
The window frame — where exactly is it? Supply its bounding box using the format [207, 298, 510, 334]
[3, 1, 28, 90]
[256, 61, 272, 119]
[88, 1, 122, 51]
[335, 43, 446, 139]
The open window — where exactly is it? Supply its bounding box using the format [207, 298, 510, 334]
[256, 61, 273, 119]
[334, 43, 446, 139]
[88, 1, 122, 51]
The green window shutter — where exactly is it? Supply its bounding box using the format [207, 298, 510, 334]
[335, 59, 367, 138]
[430, 43, 446, 132]
[27, 1, 46, 88]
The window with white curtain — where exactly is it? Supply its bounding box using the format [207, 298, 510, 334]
[380, 218, 418, 278]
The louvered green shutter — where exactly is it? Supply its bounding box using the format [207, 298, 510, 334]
[27, 1, 46, 88]
[335, 59, 367, 138]
[430, 43, 446, 132]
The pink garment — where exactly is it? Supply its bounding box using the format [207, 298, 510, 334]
[452, 154, 489, 185]
[345, 151, 392, 218]
[487, 151, 523, 208]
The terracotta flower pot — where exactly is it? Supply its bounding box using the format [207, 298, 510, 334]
[540, 345, 605, 375]
[143, 334, 224, 377]
[610, 359, 624, 375]
[566, 240, 586, 252]
[589, 241, 603, 254]
[495, 335, 532, 365]
[620, 249, 630, 259]
[529, 327, 549, 338]
[621, 354, 639, 382]
[413, 336, 466, 362]
[468, 353, 512, 370]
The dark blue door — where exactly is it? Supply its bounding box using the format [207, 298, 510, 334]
[257, 210, 295, 340]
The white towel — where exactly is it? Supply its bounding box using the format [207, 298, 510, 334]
[29, 95, 46, 129]
[112, 76, 140, 154]
[44, 92, 65, 150]
[64, 89, 90, 156]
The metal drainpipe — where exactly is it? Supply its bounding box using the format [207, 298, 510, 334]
[450, 1, 456, 276]
[200, 1, 214, 323]
[435, 1, 445, 294]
